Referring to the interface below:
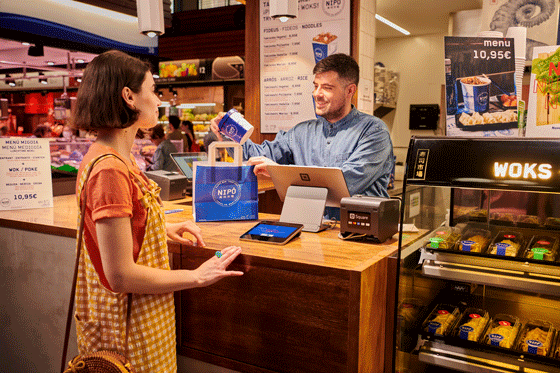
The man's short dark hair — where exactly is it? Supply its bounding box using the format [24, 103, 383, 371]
[313, 53, 359, 86]
[150, 124, 166, 140]
[168, 115, 180, 130]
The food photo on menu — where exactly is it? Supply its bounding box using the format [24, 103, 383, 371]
[444, 36, 518, 137]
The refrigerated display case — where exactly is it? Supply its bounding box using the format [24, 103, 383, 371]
[394, 137, 560, 373]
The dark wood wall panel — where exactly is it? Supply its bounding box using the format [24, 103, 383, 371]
[171, 5, 245, 35]
[158, 29, 245, 61]
[75, 0, 172, 27]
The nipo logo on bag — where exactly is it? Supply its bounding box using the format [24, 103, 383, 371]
[212, 179, 242, 207]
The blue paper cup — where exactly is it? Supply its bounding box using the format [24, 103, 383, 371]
[460, 77, 491, 113]
[218, 108, 254, 144]
[312, 39, 338, 64]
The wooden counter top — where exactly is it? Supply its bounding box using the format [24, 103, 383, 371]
[0, 193, 424, 272]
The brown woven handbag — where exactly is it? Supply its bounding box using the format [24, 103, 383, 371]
[64, 350, 135, 373]
[61, 155, 136, 373]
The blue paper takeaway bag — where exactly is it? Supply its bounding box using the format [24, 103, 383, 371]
[192, 141, 258, 222]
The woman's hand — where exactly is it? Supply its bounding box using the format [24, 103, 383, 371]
[209, 112, 226, 141]
[166, 221, 205, 247]
[194, 246, 244, 286]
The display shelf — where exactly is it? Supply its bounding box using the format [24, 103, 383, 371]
[374, 103, 395, 118]
[418, 341, 560, 373]
[419, 247, 560, 297]
[395, 137, 560, 373]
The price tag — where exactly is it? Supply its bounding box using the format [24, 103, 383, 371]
[0, 138, 53, 210]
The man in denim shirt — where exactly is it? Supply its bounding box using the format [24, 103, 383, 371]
[211, 53, 394, 203]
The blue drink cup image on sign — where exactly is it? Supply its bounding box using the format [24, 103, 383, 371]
[460, 76, 491, 113]
[218, 108, 254, 144]
[312, 32, 338, 63]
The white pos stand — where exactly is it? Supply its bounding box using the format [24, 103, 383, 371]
[279, 185, 329, 232]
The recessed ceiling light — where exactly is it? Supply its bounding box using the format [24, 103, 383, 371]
[47, 61, 55, 66]
[76, 58, 85, 64]
[375, 14, 410, 36]
[22, 42, 30, 46]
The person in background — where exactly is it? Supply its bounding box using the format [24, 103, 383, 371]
[146, 123, 180, 172]
[180, 120, 197, 152]
[71, 50, 243, 373]
[31, 124, 52, 138]
[166, 115, 189, 152]
[211, 53, 395, 217]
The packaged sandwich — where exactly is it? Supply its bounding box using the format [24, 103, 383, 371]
[517, 215, 542, 228]
[422, 304, 459, 337]
[457, 228, 492, 253]
[516, 320, 554, 356]
[523, 235, 558, 261]
[544, 217, 560, 230]
[483, 314, 521, 349]
[467, 209, 488, 222]
[487, 231, 524, 257]
[397, 298, 424, 327]
[452, 308, 490, 342]
[489, 212, 516, 226]
[424, 226, 462, 250]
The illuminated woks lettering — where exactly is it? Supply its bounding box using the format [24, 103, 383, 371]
[493, 162, 552, 180]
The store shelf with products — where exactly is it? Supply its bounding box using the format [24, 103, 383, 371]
[395, 137, 560, 373]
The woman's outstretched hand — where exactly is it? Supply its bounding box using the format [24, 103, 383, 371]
[194, 246, 244, 287]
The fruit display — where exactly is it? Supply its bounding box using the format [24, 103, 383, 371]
[159, 61, 198, 79]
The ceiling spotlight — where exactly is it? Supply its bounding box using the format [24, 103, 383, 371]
[136, 0, 164, 37]
[270, 0, 298, 22]
[39, 73, 48, 85]
[47, 61, 55, 66]
[172, 90, 178, 97]
[28, 44, 44, 57]
[76, 77, 82, 83]
[76, 58, 85, 64]
[158, 91, 163, 98]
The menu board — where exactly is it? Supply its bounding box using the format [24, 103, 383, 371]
[259, 0, 350, 133]
[444, 36, 518, 137]
[0, 138, 53, 210]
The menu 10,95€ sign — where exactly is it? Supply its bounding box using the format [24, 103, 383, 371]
[0, 138, 53, 210]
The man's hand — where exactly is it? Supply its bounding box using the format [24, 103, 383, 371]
[209, 112, 226, 141]
[247, 156, 278, 177]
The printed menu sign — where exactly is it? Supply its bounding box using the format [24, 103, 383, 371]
[0, 138, 53, 210]
[526, 45, 560, 137]
[259, 0, 350, 133]
[444, 36, 518, 137]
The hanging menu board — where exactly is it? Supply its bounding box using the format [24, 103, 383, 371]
[259, 0, 350, 133]
[0, 138, 53, 210]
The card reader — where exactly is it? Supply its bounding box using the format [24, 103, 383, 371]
[145, 170, 188, 201]
[340, 195, 400, 242]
